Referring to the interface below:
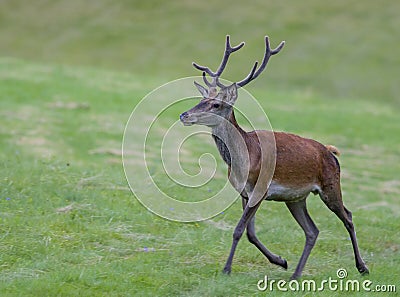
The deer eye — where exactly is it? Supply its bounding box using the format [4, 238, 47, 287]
[213, 103, 220, 109]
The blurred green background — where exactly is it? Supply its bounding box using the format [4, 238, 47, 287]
[0, 1, 399, 296]
[1, 0, 398, 103]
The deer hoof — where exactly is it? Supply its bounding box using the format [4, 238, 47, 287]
[359, 266, 369, 275]
[282, 259, 288, 270]
[275, 257, 287, 269]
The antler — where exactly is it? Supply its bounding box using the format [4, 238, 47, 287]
[237, 36, 285, 87]
[193, 35, 285, 89]
[192, 35, 244, 88]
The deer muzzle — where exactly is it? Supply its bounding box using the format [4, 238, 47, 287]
[180, 112, 197, 126]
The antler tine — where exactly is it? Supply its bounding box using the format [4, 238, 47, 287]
[237, 36, 285, 88]
[216, 79, 226, 88]
[236, 61, 258, 88]
[226, 35, 246, 52]
[192, 62, 214, 77]
[193, 35, 245, 88]
[193, 63, 221, 88]
[201, 71, 214, 88]
[214, 35, 245, 77]
[200, 71, 223, 90]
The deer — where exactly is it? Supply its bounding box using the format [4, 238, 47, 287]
[179, 35, 369, 280]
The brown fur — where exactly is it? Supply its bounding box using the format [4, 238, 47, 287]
[273, 132, 339, 188]
[231, 126, 340, 193]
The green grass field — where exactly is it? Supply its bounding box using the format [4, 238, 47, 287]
[0, 1, 399, 296]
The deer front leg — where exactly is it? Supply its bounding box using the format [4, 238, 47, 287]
[242, 198, 288, 269]
[223, 202, 261, 274]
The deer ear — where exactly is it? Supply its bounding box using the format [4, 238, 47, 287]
[225, 83, 238, 105]
[194, 81, 209, 98]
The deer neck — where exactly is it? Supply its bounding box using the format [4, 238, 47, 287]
[211, 111, 248, 168]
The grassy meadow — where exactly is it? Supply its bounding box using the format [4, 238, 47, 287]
[0, 1, 399, 296]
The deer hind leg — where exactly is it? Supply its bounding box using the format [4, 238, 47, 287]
[242, 198, 288, 269]
[286, 198, 319, 280]
[319, 184, 369, 275]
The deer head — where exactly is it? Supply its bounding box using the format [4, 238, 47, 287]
[180, 35, 285, 127]
[179, 83, 238, 127]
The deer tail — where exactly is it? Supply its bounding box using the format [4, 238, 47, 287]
[325, 145, 340, 157]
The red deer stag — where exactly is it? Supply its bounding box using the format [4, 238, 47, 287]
[179, 35, 369, 279]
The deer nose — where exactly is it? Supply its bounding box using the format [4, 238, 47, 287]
[180, 112, 188, 121]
